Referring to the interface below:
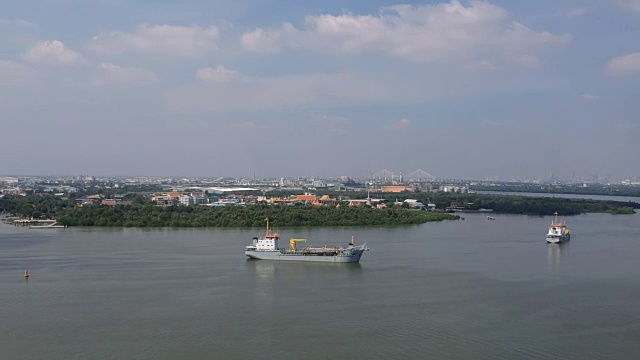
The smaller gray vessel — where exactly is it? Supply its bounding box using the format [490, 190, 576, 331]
[546, 212, 571, 244]
[245, 218, 369, 263]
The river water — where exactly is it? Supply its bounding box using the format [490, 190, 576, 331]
[1, 212, 640, 359]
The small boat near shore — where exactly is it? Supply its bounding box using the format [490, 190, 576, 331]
[487, 216, 496, 220]
[546, 212, 570, 244]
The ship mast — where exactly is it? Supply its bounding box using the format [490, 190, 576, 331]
[265, 217, 271, 236]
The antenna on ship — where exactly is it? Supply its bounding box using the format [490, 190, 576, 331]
[265, 217, 271, 236]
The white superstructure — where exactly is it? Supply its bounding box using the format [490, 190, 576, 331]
[546, 212, 571, 244]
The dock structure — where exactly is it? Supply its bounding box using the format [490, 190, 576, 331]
[29, 221, 66, 229]
[13, 219, 57, 224]
[6, 218, 66, 228]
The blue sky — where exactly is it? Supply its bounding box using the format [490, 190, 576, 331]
[1, 0, 639, 180]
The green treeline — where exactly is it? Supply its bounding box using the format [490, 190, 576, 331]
[0, 194, 73, 219]
[607, 206, 636, 215]
[423, 193, 638, 215]
[470, 184, 640, 197]
[318, 191, 638, 216]
[55, 204, 459, 227]
[312, 192, 640, 215]
[2, 192, 636, 228]
[472, 196, 636, 215]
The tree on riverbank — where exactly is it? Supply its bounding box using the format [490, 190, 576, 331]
[4, 192, 637, 225]
[0, 194, 72, 219]
[55, 204, 459, 227]
[470, 183, 640, 198]
[317, 191, 640, 216]
[607, 206, 636, 214]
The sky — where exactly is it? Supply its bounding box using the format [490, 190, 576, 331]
[1, 0, 639, 180]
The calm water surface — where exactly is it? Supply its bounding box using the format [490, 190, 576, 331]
[2, 213, 640, 359]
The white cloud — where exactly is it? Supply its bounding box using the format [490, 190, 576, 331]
[0, 60, 34, 85]
[241, 24, 297, 53]
[0, 19, 33, 28]
[196, 65, 240, 83]
[92, 63, 158, 86]
[380, 118, 412, 131]
[612, 0, 640, 13]
[605, 52, 640, 76]
[240, 0, 570, 63]
[167, 60, 565, 114]
[22, 40, 83, 65]
[581, 93, 598, 101]
[566, 8, 590, 18]
[240, 29, 269, 52]
[90, 24, 219, 57]
[395, 118, 411, 129]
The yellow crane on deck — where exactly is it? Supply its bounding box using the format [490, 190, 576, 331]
[289, 238, 307, 251]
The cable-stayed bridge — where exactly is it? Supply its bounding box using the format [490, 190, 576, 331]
[372, 168, 436, 182]
[407, 169, 436, 181]
[369, 169, 474, 184]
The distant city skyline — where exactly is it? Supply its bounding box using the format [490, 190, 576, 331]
[1, 170, 638, 184]
[1, 0, 639, 179]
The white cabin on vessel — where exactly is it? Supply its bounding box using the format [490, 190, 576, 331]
[245, 217, 281, 251]
[250, 233, 280, 251]
[546, 212, 571, 244]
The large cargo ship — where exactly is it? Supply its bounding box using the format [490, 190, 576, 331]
[245, 218, 369, 263]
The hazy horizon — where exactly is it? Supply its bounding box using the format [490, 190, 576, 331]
[0, 171, 634, 183]
[2, 1, 639, 179]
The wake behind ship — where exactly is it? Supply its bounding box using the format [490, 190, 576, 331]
[245, 218, 369, 263]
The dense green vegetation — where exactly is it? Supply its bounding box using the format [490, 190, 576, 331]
[54, 204, 459, 227]
[424, 193, 638, 216]
[470, 183, 640, 198]
[328, 191, 639, 216]
[607, 206, 636, 215]
[3, 190, 637, 228]
[0, 194, 73, 219]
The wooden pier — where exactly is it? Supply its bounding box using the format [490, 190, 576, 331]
[5, 218, 66, 228]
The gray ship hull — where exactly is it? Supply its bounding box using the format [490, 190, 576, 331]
[546, 235, 570, 244]
[245, 249, 366, 263]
